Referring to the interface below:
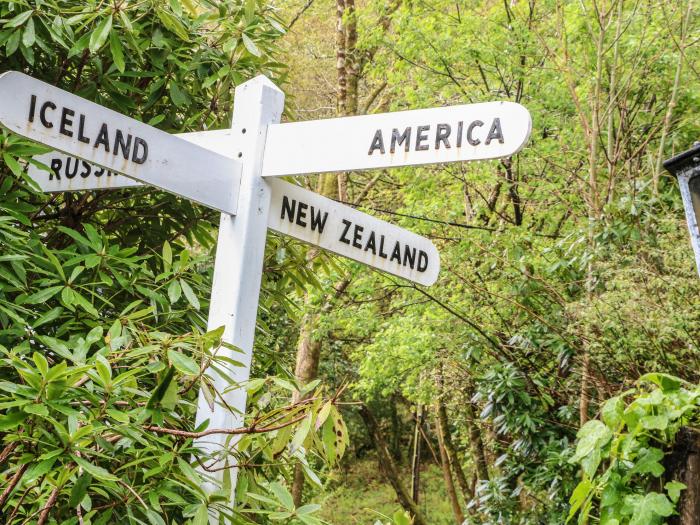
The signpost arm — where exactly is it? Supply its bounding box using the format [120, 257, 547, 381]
[193, 77, 284, 512]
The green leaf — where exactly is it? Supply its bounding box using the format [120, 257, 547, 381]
[570, 420, 613, 464]
[89, 15, 113, 53]
[628, 492, 674, 525]
[23, 285, 62, 304]
[167, 349, 199, 376]
[22, 17, 35, 47]
[242, 34, 261, 56]
[632, 447, 665, 477]
[72, 455, 119, 481]
[601, 395, 624, 429]
[169, 81, 189, 107]
[180, 279, 199, 310]
[290, 412, 313, 454]
[167, 279, 181, 304]
[109, 31, 125, 73]
[5, 10, 33, 28]
[639, 373, 682, 392]
[269, 481, 294, 511]
[0, 411, 27, 430]
[69, 474, 92, 508]
[665, 481, 686, 503]
[193, 505, 209, 525]
[4, 153, 23, 176]
[162, 241, 172, 271]
[25, 457, 58, 482]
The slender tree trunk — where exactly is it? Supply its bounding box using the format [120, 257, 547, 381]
[360, 406, 428, 525]
[436, 404, 465, 524]
[653, 0, 693, 194]
[437, 399, 473, 502]
[464, 398, 489, 483]
[667, 428, 700, 525]
[410, 405, 423, 504]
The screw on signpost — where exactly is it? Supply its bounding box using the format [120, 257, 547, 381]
[664, 141, 700, 277]
[192, 77, 284, 520]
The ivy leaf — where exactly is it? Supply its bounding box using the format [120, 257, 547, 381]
[570, 420, 612, 464]
[632, 447, 665, 477]
[601, 395, 624, 429]
[665, 481, 686, 503]
[89, 15, 113, 53]
[639, 373, 682, 393]
[628, 492, 674, 525]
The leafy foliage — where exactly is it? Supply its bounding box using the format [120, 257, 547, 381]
[568, 374, 700, 525]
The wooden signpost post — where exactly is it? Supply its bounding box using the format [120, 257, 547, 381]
[7, 70, 532, 523]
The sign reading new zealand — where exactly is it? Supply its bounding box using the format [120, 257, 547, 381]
[267, 179, 439, 285]
[0, 71, 241, 214]
[262, 102, 532, 176]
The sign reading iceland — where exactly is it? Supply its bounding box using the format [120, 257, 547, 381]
[0, 71, 241, 214]
[262, 102, 532, 176]
[267, 179, 439, 285]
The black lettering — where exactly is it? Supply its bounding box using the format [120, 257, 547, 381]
[65, 157, 79, 179]
[59, 107, 74, 137]
[28, 94, 37, 122]
[49, 158, 62, 180]
[379, 235, 388, 258]
[39, 101, 56, 129]
[390, 241, 402, 263]
[339, 219, 352, 244]
[352, 225, 364, 249]
[132, 137, 148, 164]
[435, 124, 451, 149]
[281, 195, 296, 222]
[368, 129, 385, 155]
[114, 130, 132, 159]
[296, 202, 308, 227]
[456, 121, 463, 147]
[365, 231, 377, 254]
[309, 207, 328, 233]
[485, 118, 504, 145]
[94, 123, 110, 152]
[415, 125, 429, 151]
[94, 166, 105, 177]
[390, 128, 411, 153]
[403, 246, 416, 269]
[80, 161, 91, 178]
[77, 114, 89, 144]
[467, 120, 483, 146]
[417, 251, 428, 272]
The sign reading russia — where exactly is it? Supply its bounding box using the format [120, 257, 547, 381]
[0, 71, 241, 214]
[262, 102, 531, 176]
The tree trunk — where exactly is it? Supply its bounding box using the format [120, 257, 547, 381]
[436, 404, 465, 524]
[410, 405, 423, 504]
[667, 428, 700, 525]
[437, 399, 473, 502]
[360, 406, 428, 525]
[464, 397, 489, 483]
[653, 0, 693, 194]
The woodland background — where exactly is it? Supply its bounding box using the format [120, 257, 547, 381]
[0, 0, 699, 524]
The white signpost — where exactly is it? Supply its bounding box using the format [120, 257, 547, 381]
[9, 69, 532, 523]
